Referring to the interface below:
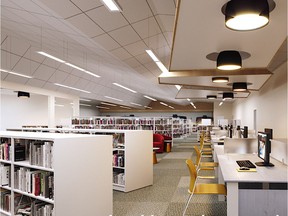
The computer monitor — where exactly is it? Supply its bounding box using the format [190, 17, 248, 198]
[255, 131, 274, 167]
[264, 128, 273, 140]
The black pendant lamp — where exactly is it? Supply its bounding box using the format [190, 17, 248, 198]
[207, 95, 217, 99]
[223, 92, 234, 100]
[223, 0, 274, 31]
[212, 77, 229, 83]
[17, 91, 30, 98]
[233, 82, 247, 92]
[217, 50, 242, 70]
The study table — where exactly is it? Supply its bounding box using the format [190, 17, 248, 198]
[217, 153, 288, 216]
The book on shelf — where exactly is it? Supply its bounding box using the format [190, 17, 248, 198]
[0, 141, 11, 161]
[0, 164, 10, 186]
[29, 141, 53, 169]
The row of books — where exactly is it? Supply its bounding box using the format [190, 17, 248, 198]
[0, 142, 11, 161]
[0, 164, 10, 186]
[14, 167, 54, 199]
[29, 141, 53, 169]
[112, 154, 124, 167]
[0, 189, 11, 212]
[16, 200, 54, 216]
[113, 172, 125, 185]
[112, 133, 125, 148]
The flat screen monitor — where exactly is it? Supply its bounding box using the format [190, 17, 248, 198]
[255, 131, 274, 167]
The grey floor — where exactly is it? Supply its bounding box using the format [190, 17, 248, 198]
[113, 136, 227, 216]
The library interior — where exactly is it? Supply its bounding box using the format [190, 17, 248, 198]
[0, 0, 287, 216]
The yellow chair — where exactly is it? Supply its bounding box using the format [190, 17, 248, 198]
[183, 159, 227, 216]
[194, 146, 218, 179]
[199, 136, 213, 157]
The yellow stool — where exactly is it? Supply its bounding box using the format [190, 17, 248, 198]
[153, 147, 159, 164]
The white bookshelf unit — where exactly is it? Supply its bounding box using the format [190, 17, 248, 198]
[0, 131, 112, 216]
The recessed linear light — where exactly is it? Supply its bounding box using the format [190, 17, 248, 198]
[155, 61, 169, 73]
[55, 104, 64, 107]
[65, 63, 100, 78]
[113, 83, 137, 93]
[144, 106, 152, 109]
[105, 96, 123, 102]
[80, 98, 91, 102]
[101, 0, 122, 12]
[190, 102, 195, 106]
[145, 50, 159, 62]
[37, 51, 66, 63]
[175, 85, 181, 90]
[160, 102, 168, 106]
[96, 106, 110, 110]
[144, 95, 157, 101]
[130, 102, 142, 106]
[101, 102, 117, 106]
[80, 103, 91, 107]
[0, 69, 33, 79]
[168, 106, 175, 109]
[219, 102, 224, 106]
[187, 98, 191, 102]
[120, 106, 131, 109]
[54, 83, 91, 94]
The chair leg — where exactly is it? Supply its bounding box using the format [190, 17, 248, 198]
[182, 194, 193, 216]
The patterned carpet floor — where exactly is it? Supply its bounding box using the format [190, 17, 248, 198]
[113, 136, 227, 216]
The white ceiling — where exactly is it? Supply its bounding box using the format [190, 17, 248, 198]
[1, 0, 287, 108]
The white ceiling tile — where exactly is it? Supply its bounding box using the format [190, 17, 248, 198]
[62, 74, 81, 86]
[38, 0, 82, 19]
[155, 15, 175, 32]
[124, 41, 147, 56]
[4, 73, 29, 84]
[67, 13, 104, 37]
[147, 0, 176, 15]
[123, 58, 141, 68]
[1, 0, 22, 9]
[132, 17, 162, 39]
[92, 34, 121, 51]
[26, 78, 46, 88]
[12, 58, 40, 77]
[143, 33, 168, 50]
[42, 82, 60, 91]
[41, 58, 63, 69]
[135, 53, 153, 65]
[155, 45, 171, 60]
[110, 47, 132, 60]
[163, 32, 173, 47]
[32, 64, 56, 80]
[1, 51, 22, 70]
[49, 70, 70, 83]
[74, 78, 90, 89]
[86, 7, 128, 32]
[109, 25, 141, 46]
[71, 0, 103, 12]
[133, 65, 150, 74]
[121, 0, 152, 23]
[57, 64, 74, 74]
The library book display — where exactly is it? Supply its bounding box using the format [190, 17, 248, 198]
[0, 131, 113, 216]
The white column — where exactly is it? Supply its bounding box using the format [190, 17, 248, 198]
[73, 99, 80, 116]
[48, 96, 55, 127]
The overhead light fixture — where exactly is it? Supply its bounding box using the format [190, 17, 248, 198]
[168, 106, 175, 109]
[233, 82, 248, 92]
[190, 102, 196, 109]
[175, 85, 181, 90]
[130, 102, 142, 106]
[101, 0, 122, 12]
[146, 50, 169, 74]
[80, 98, 91, 102]
[145, 50, 159, 62]
[144, 95, 157, 101]
[207, 95, 217, 99]
[54, 83, 91, 94]
[120, 106, 131, 109]
[223, 92, 234, 100]
[96, 106, 110, 109]
[101, 102, 117, 106]
[212, 77, 229, 83]
[217, 50, 242, 70]
[160, 102, 168, 106]
[1, 69, 33, 79]
[186, 98, 191, 102]
[219, 102, 224, 106]
[113, 83, 137, 93]
[144, 106, 152, 109]
[105, 96, 123, 102]
[222, 0, 275, 31]
[55, 104, 64, 107]
[37, 51, 65, 63]
[17, 91, 30, 98]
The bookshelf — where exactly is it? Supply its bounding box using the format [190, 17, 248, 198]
[0, 131, 112, 216]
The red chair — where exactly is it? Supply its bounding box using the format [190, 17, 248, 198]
[153, 134, 164, 153]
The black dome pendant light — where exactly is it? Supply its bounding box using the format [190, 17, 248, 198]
[233, 82, 248, 92]
[222, 0, 276, 31]
[217, 50, 242, 70]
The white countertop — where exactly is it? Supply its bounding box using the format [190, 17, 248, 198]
[218, 154, 288, 183]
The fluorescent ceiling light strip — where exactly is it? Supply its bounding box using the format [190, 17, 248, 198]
[186, 98, 191, 102]
[168, 106, 175, 109]
[101, 102, 117, 106]
[219, 102, 223, 106]
[155, 61, 169, 73]
[160, 102, 168, 106]
[190, 102, 194, 106]
[54, 83, 91, 94]
[175, 85, 181, 90]
[80, 98, 91, 102]
[37, 51, 65, 63]
[65, 63, 85, 71]
[144, 106, 152, 109]
[130, 102, 142, 106]
[96, 106, 110, 109]
[144, 95, 157, 101]
[105, 96, 123, 101]
[1, 69, 33, 79]
[84, 70, 100, 78]
[120, 106, 131, 109]
[101, 0, 122, 11]
[80, 103, 91, 107]
[113, 83, 137, 93]
[145, 50, 159, 62]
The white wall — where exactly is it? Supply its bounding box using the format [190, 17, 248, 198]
[1, 94, 49, 130]
[213, 102, 233, 124]
[232, 62, 287, 140]
[80, 106, 101, 117]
